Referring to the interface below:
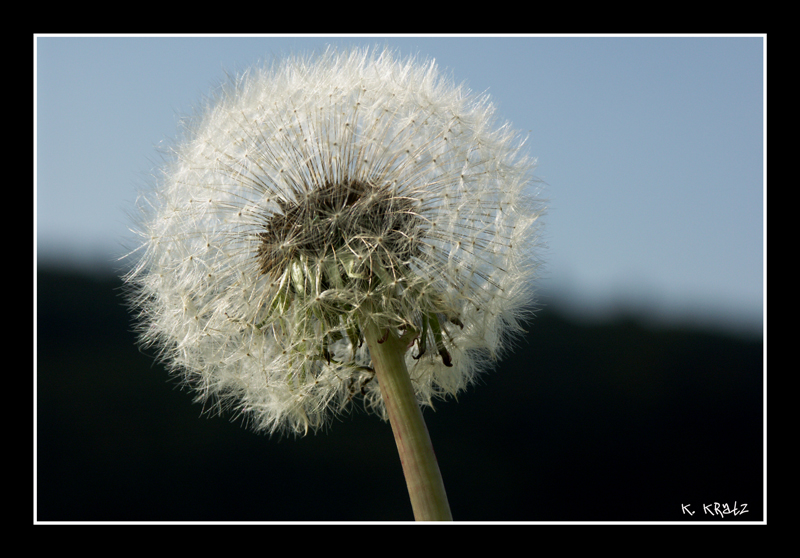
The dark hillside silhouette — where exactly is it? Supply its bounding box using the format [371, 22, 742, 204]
[36, 266, 763, 521]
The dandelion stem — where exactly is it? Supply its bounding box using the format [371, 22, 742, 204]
[363, 318, 453, 521]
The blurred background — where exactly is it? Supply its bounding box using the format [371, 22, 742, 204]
[35, 35, 764, 522]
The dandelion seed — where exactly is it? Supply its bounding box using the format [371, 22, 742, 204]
[124, 45, 544, 520]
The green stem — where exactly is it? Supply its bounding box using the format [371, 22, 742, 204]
[363, 319, 453, 521]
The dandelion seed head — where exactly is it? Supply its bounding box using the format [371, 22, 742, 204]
[125, 46, 545, 435]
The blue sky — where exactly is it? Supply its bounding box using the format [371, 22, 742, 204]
[35, 35, 764, 335]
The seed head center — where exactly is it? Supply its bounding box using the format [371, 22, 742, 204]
[257, 179, 420, 279]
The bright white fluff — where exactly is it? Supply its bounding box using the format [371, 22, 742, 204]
[125, 46, 544, 435]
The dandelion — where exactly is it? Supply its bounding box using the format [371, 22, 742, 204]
[125, 46, 544, 521]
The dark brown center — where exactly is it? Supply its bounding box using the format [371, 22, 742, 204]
[256, 179, 421, 279]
